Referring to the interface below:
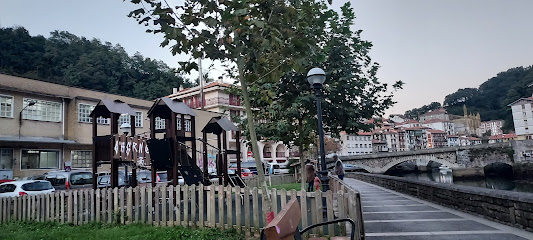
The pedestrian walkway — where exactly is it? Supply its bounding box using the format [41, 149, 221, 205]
[343, 178, 533, 240]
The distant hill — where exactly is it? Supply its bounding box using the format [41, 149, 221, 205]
[0, 26, 193, 100]
[404, 66, 533, 132]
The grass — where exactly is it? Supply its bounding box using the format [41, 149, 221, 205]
[268, 182, 302, 191]
[0, 221, 243, 240]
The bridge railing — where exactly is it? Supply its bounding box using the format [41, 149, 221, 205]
[329, 175, 365, 239]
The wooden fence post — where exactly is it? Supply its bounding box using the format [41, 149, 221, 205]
[218, 185, 224, 229]
[199, 184, 204, 228]
[160, 186, 166, 226]
[252, 187, 259, 235]
[127, 187, 133, 224]
[235, 186, 241, 232]
[168, 185, 174, 226]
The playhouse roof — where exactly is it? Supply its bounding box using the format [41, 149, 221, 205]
[90, 99, 136, 118]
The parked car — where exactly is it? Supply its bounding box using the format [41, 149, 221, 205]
[0, 180, 55, 197]
[136, 170, 184, 185]
[229, 162, 261, 175]
[44, 170, 93, 190]
[228, 168, 254, 178]
[97, 174, 128, 189]
[266, 163, 289, 175]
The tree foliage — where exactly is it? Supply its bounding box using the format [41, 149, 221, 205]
[127, 0, 333, 212]
[404, 102, 442, 120]
[0, 26, 192, 100]
[232, 3, 402, 162]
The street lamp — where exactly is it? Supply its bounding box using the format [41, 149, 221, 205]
[19, 100, 37, 138]
[120, 123, 131, 136]
[307, 67, 329, 191]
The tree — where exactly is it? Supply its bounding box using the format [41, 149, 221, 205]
[230, 3, 402, 190]
[0, 27, 193, 100]
[404, 102, 441, 120]
[127, 0, 331, 219]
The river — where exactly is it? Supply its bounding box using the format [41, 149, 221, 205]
[388, 170, 533, 194]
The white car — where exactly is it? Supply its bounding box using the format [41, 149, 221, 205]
[0, 180, 55, 197]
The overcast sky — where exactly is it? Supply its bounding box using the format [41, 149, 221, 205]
[1, 0, 532, 116]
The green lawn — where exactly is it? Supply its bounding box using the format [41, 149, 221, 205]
[268, 182, 303, 191]
[0, 221, 243, 240]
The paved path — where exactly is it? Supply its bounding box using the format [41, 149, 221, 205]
[343, 178, 533, 240]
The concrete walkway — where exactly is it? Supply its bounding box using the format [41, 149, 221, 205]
[343, 178, 533, 240]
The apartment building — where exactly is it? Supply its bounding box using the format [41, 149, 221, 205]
[404, 127, 429, 151]
[0, 74, 154, 179]
[419, 108, 449, 122]
[422, 119, 455, 135]
[508, 97, 533, 140]
[426, 129, 447, 148]
[167, 80, 294, 166]
[479, 120, 504, 136]
[447, 135, 460, 147]
[339, 131, 372, 156]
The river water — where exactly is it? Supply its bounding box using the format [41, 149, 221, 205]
[388, 170, 533, 194]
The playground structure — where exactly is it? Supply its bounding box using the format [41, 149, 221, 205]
[90, 97, 242, 189]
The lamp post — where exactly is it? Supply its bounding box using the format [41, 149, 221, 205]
[307, 67, 329, 191]
[19, 100, 36, 138]
[120, 123, 131, 186]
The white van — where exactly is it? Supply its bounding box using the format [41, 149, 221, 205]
[266, 163, 289, 175]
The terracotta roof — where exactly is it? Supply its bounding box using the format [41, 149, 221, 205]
[427, 129, 446, 134]
[423, 119, 450, 124]
[357, 132, 373, 136]
[466, 137, 481, 141]
[447, 135, 459, 138]
[489, 133, 517, 140]
[401, 120, 419, 124]
[404, 127, 429, 130]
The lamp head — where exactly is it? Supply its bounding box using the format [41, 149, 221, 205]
[27, 100, 36, 107]
[307, 67, 326, 86]
[120, 123, 131, 136]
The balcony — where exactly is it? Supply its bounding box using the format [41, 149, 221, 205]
[263, 152, 272, 158]
[205, 97, 241, 107]
[276, 152, 286, 158]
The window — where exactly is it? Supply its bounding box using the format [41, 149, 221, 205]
[78, 103, 93, 123]
[21, 181, 53, 191]
[0, 149, 13, 170]
[135, 112, 143, 128]
[23, 98, 61, 122]
[185, 119, 191, 132]
[21, 150, 59, 169]
[70, 172, 92, 185]
[0, 95, 13, 118]
[0, 184, 16, 193]
[71, 150, 92, 168]
[155, 117, 166, 130]
[119, 114, 130, 125]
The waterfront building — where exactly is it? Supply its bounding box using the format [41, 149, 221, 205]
[339, 131, 373, 156]
[488, 133, 517, 144]
[422, 119, 456, 135]
[426, 129, 448, 148]
[508, 97, 533, 140]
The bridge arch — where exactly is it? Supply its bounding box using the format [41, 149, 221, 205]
[379, 155, 460, 174]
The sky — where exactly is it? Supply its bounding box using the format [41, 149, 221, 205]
[1, 0, 533, 116]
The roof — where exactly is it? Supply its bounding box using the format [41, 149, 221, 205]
[489, 133, 517, 140]
[90, 99, 136, 118]
[147, 97, 197, 118]
[447, 135, 459, 138]
[507, 97, 533, 106]
[420, 108, 447, 116]
[401, 119, 419, 124]
[427, 129, 446, 134]
[463, 136, 481, 141]
[404, 127, 429, 130]
[167, 81, 234, 98]
[357, 132, 373, 136]
[423, 119, 450, 124]
[202, 116, 239, 134]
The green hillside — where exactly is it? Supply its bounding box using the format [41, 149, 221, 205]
[0, 26, 193, 100]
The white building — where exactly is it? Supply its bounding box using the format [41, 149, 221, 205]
[479, 120, 504, 136]
[447, 135, 460, 147]
[422, 119, 455, 136]
[339, 131, 372, 156]
[508, 97, 533, 140]
[459, 136, 482, 146]
[419, 108, 449, 122]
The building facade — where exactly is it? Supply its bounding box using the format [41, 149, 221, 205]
[509, 97, 533, 140]
[479, 120, 504, 136]
[0, 74, 154, 179]
[419, 108, 449, 122]
[167, 81, 293, 166]
[339, 132, 372, 156]
[422, 119, 455, 136]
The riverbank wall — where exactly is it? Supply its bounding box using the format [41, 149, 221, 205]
[347, 172, 533, 232]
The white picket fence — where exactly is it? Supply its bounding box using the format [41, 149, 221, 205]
[0, 183, 363, 238]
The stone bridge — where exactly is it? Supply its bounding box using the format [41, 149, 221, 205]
[327, 142, 515, 174]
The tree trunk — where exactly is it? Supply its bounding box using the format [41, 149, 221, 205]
[236, 55, 273, 219]
[298, 118, 306, 191]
